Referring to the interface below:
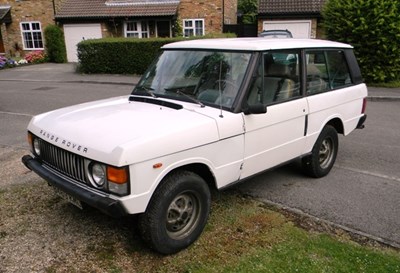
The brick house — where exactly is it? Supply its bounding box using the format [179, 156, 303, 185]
[258, 0, 327, 38]
[0, 0, 237, 61]
[56, 0, 238, 62]
[0, 0, 57, 57]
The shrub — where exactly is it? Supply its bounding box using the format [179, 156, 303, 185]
[323, 0, 400, 83]
[77, 34, 236, 74]
[77, 38, 172, 74]
[238, 0, 258, 24]
[44, 25, 67, 63]
[25, 51, 47, 63]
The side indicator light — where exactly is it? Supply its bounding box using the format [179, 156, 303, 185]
[27, 132, 33, 147]
[153, 163, 163, 169]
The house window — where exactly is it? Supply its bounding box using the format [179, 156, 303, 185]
[183, 19, 204, 37]
[20, 22, 44, 50]
[125, 21, 149, 38]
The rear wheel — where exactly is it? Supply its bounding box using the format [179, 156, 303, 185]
[138, 170, 211, 254]
[302, 125, 338, 178]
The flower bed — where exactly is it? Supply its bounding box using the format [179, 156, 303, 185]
[0, 51, 47, 69]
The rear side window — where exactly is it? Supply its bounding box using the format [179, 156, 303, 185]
[306, 50, 352, 95]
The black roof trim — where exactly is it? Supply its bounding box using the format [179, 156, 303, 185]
[0, 6, 12, 24]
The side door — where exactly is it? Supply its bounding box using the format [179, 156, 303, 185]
[241, 50, 308, 178]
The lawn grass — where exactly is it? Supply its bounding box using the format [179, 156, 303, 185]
[1, 183, 399, 272]
[215, 229, 400, 273]
[155, 192, 400, 273]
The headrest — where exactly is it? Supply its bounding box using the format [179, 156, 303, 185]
[307, 64, 323, 76]
[266, 63, 290, 76]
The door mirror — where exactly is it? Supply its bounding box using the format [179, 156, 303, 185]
[243, 103, 267, 115]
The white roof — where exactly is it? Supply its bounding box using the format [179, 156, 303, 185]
[162, 38, 353, 51]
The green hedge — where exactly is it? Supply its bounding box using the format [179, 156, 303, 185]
[323, 0, 400, 83]
[77, 34, 236, 74]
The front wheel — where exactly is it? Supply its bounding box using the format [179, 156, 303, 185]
[138, 170, 211, 254]
[302, 125, 338, 178]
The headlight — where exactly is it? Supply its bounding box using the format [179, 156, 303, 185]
[90, 163, 106, 187]
[33, 137, 41, 156]
[86, 160, 130, 196]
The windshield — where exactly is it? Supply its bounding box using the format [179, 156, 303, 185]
[132, 50, 252, 109]
[259, 30, 293, 39]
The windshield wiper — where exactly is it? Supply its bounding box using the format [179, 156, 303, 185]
[176, 90, 205, 108]
[135, 86, 158, 98]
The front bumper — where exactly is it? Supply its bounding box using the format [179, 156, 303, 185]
[22, 155, 128, 217]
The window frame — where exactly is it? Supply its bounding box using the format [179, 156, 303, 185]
[325, 50, 353, 89]
[247, 49, 302, 106]
[20, 21, 44, 50]
[183, 19, 205, 37]
[124, 21, 149, 38]
[305, 49, 353, 95]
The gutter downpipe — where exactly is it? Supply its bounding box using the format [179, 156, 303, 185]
[223, 0, 225, 30]
[52, 0, 56, 20]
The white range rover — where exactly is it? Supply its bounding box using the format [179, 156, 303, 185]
[22, 38, 367, 254]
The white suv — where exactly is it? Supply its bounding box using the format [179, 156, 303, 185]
[22, 38, 367, 254]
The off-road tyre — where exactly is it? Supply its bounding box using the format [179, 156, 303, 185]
[138, 170, 211, 254]
[302, 125, 338, 178]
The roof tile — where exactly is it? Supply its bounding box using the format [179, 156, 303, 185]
[259, 0, 326, 15]
[56, 0, 179, 19]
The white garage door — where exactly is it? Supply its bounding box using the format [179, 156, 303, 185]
[263, 20, 312, 39]
[63, 24, 102, 62]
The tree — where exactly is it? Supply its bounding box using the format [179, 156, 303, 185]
[323, 0, 400, 82]
[238, 0, 258, 24]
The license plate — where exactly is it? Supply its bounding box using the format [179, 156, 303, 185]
[53, 187, 83, 210]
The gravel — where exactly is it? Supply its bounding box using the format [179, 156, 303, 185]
[0, 146, 156, 273]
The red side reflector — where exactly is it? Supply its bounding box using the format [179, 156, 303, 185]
[361, 98, 367, 114]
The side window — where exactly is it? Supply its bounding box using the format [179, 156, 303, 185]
[306, 51, 329, 95]
[326, 51, 352, 88]
[306, 50, 352, 95]
[247, 51, 300, 105]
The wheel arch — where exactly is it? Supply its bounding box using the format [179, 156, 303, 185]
[326, 117, 344, 135]
[144, 161, 217, 208]
[162, 163, 217, 192]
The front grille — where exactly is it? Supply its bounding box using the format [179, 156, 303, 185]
[37, 138, 88, 184]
